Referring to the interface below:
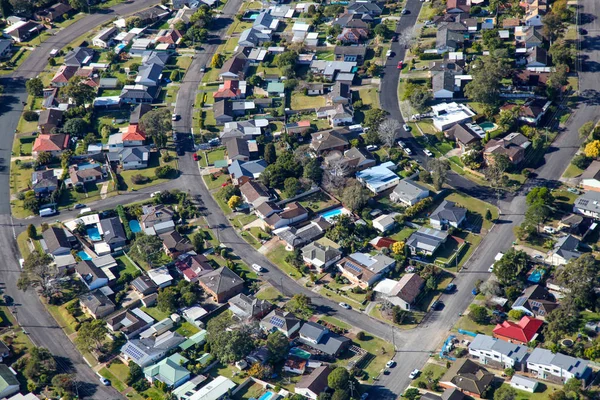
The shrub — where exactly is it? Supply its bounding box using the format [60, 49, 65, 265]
[23, 111, 39, 122]
[356, 331, 366, 340]
[130, 174, 150, 185]
[155, 165, 175, 179]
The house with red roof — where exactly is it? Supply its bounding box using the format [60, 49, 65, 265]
[122, 124, 146, 146]
[156, 29, 183, 46]
[369, 236, 397, 250]
[493, 316, 543, 345]
[213, 80, 245, 100]
[51, 65, 78, 87]
[32, 133, 70, 159]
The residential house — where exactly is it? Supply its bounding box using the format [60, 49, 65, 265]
[484, 132, 531, 165]
[444, 123, 483, 151]
[144, 354, 190, 388]
[238, 27, 270, 47]
[334, 12, 372, 30]
[286, 120, 312, 135]
[214, 100, 234, 125]
[295, 366, 332, 400]
[264, 202, 309, 229]
[302, 240, 342, 272]
[119, 85, 159, 104]
[142, 51, 170, 67]
[436, 27, 465, 53]
[347, 1, 382, 16]
[32, 134, 69, 158]
[107, 146, 151, 170]
[42, 226, 71, 256]
[369, 236, 398, 250]
[219, 53, 248, 81]
[310, 60, 356, 81]
[228, 159, 267, 185]
[130, 103, 152, 125]
[433, 70, 457, 99]
[430, 200, 467, 229]
[228, 293, 272, 321]
[0, 40, 12, 59]
[122, 124, 146, 146]
[310, 129, 350, 155]
[76, 260, 108, 291]
[240, 180, 271, 208]
[225, 137, 251, 162]
[431, 102, 476, 131]
[156, 29, 182, 46]
[148, 266, 174, 288]
[439, 359, 494, 398]
[255, 202, 282, 220]
[37, 108, 63, 134]
[327, 82, 351, 105]
[493, 315, 543, 345]
[406, 227, 449, 256]
[140, 205, 175, 234]
[35, 3, 73, 22]
[99, 217, 127, 250]
[356, 161, 400, 194]
[511, 285, 558, 319]
[284, 356, 307, 374]
[323, 147, 376, 176]
[92, 27, 117, 48]
[421, 389, 466, 400]
[266, 81, 285, 97]
[334, 45, 367, 64]
[175, 376, 235, 400]
[131, 275, 158, 296]
[373, 274, 425, 311]
[574, 190, 600, 219]
[510, 375, 539, 393]
[373, 214, 397, 233]
[68, 164, 103, 187]
[3, 21, 43, 42]
[64, 47, 95, 67]
[260, 309, 301, 337]
[80, 289, 116, 319]
[298, 321, 351, 356]
[213, 80, 245, 100]
[136, 63, 163, 87]
[31, 169, 58, 196]
[336, 252, 396, 288]
[175, 253, 213, 283]
[316, 103, 354, 126]
[525, 8, 543, 26]
[580, 161, 600, 192]
[108, 307, 154, 339]
[527, 348, 591, 384]
[275, 218, 332, 250]
[526, 47, 548, 68]
[558, 214, 588, 235]
[550, 234, 582, 266]
[502, 100, 551, 126]
[337, 27, 368, 44]
[121, 330, 186, 367]
[198, 267, 244, 302]
[468, 334, 528, 370]
[516, 26, 544, 48]
[133, 5, 170, 25]
[0, 364, 20, 399]
[390, 179, 430, 206]
[446, 0, 471, 13]
[253, 10, 278, 31]
[160, 230, 193, 258]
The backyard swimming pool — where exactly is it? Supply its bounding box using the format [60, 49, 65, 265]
[256, 392, 279, 400]
[129, 220, 141, 233]
[528, 268, 546, 283]
[78, 251, 92, 261]
[289, 347, 311, 359]
[480, 122, 498, 132]
[87, 227, 101, 242]
[319, 207, 350, 222]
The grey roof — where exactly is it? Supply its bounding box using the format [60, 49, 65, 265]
[276, 218, 331, 248]
[329, 81, 351, 101]
[42, 226, 70, 253]
[334, 44, 368, 57]
[80, 289, 115, 317]
[228, 159, 267, 179]
[432, 70, 455, 93]
[137, 63, 163, 84]
[64, 47, 95, 67]
[214, 100, 233, 118]
[130, 104, 152, 124]
[199, 267, 244, 295]
[108, 146, 150, 163]
[510, 375, 538, 390]
[407, 227, 448, 253]
[141, 51, 170, 67]
[469, 334, 528, 362]
[76, 260, 108, 283]
[226, 138, 250, 159]
[261, 309, 300, 332]
[347, 1, 382, 14]
[298, 321, 351, 355]
[253, 10, 274, 30]
[391, 179, 429, 203]
[302, 241, 341, 264]
[437, 27, 465, 49]
[299, 321, 326, 340]
[120, 85, 159, 101]
[32, 169, 58, 190]
[228, 293, 272, 319]
[527, 348, 590, 378]
[296, 366, 332, 394]
[0, 363, 19, 388]
[574, 190, 600, 213]
[239, 27, 270, 46]
[132, 275, 158, 294]
[0, 40, 11, 55]
[100, 217, 127, 245]
[121, 331, 186, 366]
[553, 234, 582, 261]
[430, 200, 467, 224]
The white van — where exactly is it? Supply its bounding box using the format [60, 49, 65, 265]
[39, 208, 56, 217]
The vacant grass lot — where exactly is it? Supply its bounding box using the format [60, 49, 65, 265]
[291, 93, 326, 110]
[266, 243, 303, 278]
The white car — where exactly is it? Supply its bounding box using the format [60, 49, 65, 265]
[251, 263, 264, 272]
[99, 377, 111, 386]
[401, 8, 408, 15]
[339, 302, 351, 309]
[403, 124, 411, 132]
[543, 226, 555, 234]
[423, 149, 433, 157]
[409, 369, 420, 379]
[397, 140, 406, 148]
[150, 191, 162, 198]
[386, 360, 396, 368]
[488, 264, 494, 273]
[403, 147, 412, 156]
[366, 145, 378, 151]
[172, 113, 179, 121]
[386, 50, 393, 58]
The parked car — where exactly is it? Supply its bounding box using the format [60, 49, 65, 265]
[200, 65, 206, 72]
[445, 283, 456, 293]
[339, 302, 351, 310]
[386, 360, 396, 368]
[409, 369, 420, 379]
[99, 377, 111, 386]
[361, 394, 369, 400]
[74, 203, 86, 209]
[150, 191, 162, 198]
[403, 147, 412, 156]
[397, 61, 403, 69]
[472, 288, 479, 295]
[543, 226, 556, 234]
[366, 145, 378, 151]
[401, 8, 409, 15]
[172, 114, 179, 121]
[397, 140, 406, 148]
[423, 149, 433, 157]
[251, 263, 264, 272]
[430, 300, 441, 311]
[567, 187, 579, 194]
[386, 50, 393, 58]
[488, 264, 494, 273]
[403, 124, 411, 132]
[392, 34, 398, 42]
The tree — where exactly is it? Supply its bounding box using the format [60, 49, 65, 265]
[508, 309, 524, 320]
[391, 241, 405, 255]
[157, 287, 178, 313]
[408, 85, 431, 113]
[480, 280, 501, 297]
[75, 320, 108, 352]
[497, 108, 519, 133]
[482, 28, 503, 51]
[303, 158, 323, 184]
[341, 180, 369, 212]
[373, 23, 391, 38]
[493, 385, 516, 400]
[63, 76, 97, 106]
[363, 108, 388, 130]
[17, 347, 57, 387]
[526, 187, 555, 207]
[524, 203, 550, 232]
[17, 251, 57, 298]
[62, 118, 87, 137]
[125, 16, 143, 29]
[426, 275, 437, 291]
[211, 53, 225, 68]
[331, 390, 350, 400]
[429, 158, 450, 190]
[547, 64, 569, 98]
[542, 12, 565, 42]
[485, 209, 492, 221]
[328, 367, 350, 390]
[556, 254, 599, 309]
[377, 118, 402, 149]
[288, 293, 311, 314]
[404, 389, 420, 400]
[128, 234, 165, 267]
[69, 0, 87, 11]
[207, 314, 253, 363]
[494, 249, 528, 284]
[26, 78, 43, 97]
[469, 304, 489, 324]
[26, 224, 36, 239]
[9, 0, 32, 17]
[228, 195, 242, 209]
[549, 40, 575, 67]
[585, 140, 600, 158]
[51, 374, 74, 396]
[579, 121, 595, 140]
[0, 0, 13, 19]
[186, 26, 208, 44]
[563, 378, 581, 395]
[155, 165, 175, 179]
[125, 362, 143, 385]
[284, 177, 302, 198]
[465, 57, 509, 109]
[22, 191, 40, 214]
[264, 143, 276, 165]
[266, 331, 288, 364]
[139, 108, 172, 148]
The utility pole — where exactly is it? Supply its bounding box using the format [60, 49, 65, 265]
[391, 324, 396, 352]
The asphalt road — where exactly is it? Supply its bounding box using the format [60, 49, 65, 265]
[0, 1, 161, 398]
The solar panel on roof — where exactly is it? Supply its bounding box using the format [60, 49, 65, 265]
[270, 316, 285, 328]
[345, 261, 362, 274]
[579, 200, 589, 206]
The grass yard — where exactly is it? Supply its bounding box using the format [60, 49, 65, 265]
[206, 148, 226, 165]
[203, 173, 229, 190]
[114, 254, 141, 276]
[496, 382, 562, 400]
[562, 163, 584, 179]
[231, 212, 258, 229]
[46, 301, 78, 335]
[341, 332, 395, 383]
[291, 92, 326, 110]
[140, 306, 171, 322]
[390, 227, 416, 242]
[445, 191, 498, 232]
[368, 303, 422, 329]
[118, 151, 178, 190]
[256, 285, 285, 303]
[452, 314, 495, 335]
[319, 315, 351, 330]
[176, 321, 200, 337]
[320, 288, 363, 309]
[233, 382, 265, 400]
[240, 230, 262, 249]
[412, 363, 447, 389]
[298, 190, 339, 213]
[266, 243, 303, 278]
[357, 88, 380, 108]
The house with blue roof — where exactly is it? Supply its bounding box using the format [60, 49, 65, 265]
[356, 161, 400, 194]
[228, 159, 267, 185]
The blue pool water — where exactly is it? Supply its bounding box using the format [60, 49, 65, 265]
[78, 251, 92, 261]
[320, 207, 350, 222]
[528, 269, 545, 283]
[289, 347, 311, 360]
[480, 122, 497, 131]
[129, 220, 141, 233]
[258, 392, 275, 400]
[87, 227, 101, 241]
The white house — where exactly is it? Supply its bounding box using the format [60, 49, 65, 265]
[92, 27, 117, 48]
[468, 334, 528, 369]
[390, 179, 430, 206]
[526, 348, 592, 384]
[510, 375, 539, 393]
[148, 266, 174, 288]
[356, 162, 400, 194]
[431, 102, 476, 131]
[372, 214, 397, 233]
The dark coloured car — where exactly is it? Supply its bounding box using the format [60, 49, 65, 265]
[445, 283, 456, 293]
[177, 147, 185, 156]
[3, 295, 13, 306]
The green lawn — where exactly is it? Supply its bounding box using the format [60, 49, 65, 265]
[233, 382, 265, 400]
[340, 332, 395, 383]
[46, 301, 78, 335]
[452, 314, 495, 335]
[140, 306, 171, 322]
[298, 190, 339, 213]
[203, 173, 229, 190]
[445, 191, 498, 232]
[390, 227, 416, 242]
[114, 254, 140, 276]
[231, 213, 258, 229]
[118, 151, 178, 190]
[206, 148, 226, 165]
[176, 321, 200, 337]
[319, 315, 351, 330]
[562, 163, 584, 179]
[412, 363, 447, 388]
[357, 88, 380, 108]
[256, 285, 285, 303]
[291, 92, 326, 110]
[496, 382, 562, 400]
[266, 243, 303, 278]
